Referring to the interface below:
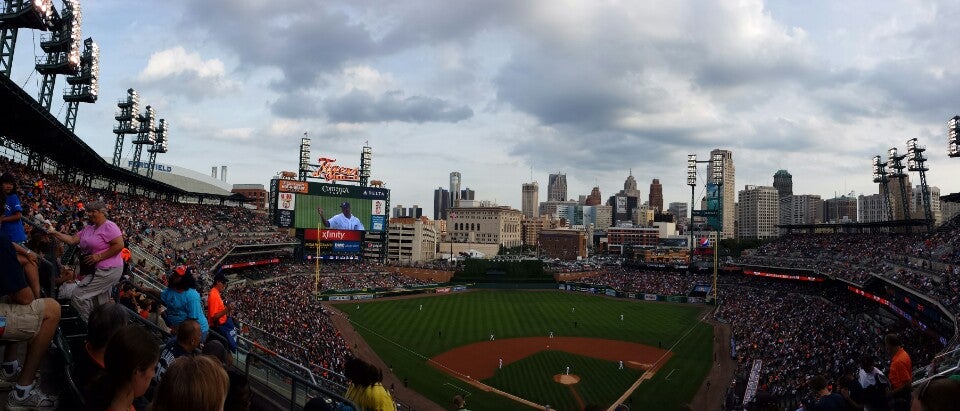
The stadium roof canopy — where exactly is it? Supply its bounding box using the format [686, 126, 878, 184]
[0, 75, 242, 203]
[942, 193, 960, 203]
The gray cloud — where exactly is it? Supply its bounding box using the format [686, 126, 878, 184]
[323, 90, 473, 124]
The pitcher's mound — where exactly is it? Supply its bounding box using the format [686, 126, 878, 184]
[553, 374, 580, 385]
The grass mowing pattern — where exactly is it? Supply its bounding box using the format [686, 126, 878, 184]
[335, 290, 711, 410]
[484, 351, 644, 411]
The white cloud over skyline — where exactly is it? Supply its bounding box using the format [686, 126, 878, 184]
[5, 0, 960, 217]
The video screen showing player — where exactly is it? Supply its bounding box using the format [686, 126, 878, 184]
[318, 202, 365, 230]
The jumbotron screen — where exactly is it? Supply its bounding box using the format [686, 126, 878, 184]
[271, 179, 389, 232]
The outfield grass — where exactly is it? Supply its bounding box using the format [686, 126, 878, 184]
[335, 290, 712, 411]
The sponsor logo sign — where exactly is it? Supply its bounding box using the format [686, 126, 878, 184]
[278, 180, 309, 194]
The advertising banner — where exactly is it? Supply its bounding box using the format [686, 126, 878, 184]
[605, 289, 617, 297]
[353, 294, 374, 300]
[436, 287, 451, 294]
[328, 295, 350, 301]
[278, 180, 309, 194]
[643, 294, 658, 301]
[333, 242, 361, 252]
[305, 229, 363, 242]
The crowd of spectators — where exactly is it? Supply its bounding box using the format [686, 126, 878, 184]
[580, 268, 707, 296]
[740, 227, 960, 314]
[717, 280, 944, 401]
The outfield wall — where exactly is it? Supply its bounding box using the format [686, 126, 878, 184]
[557, 282, 708, 304]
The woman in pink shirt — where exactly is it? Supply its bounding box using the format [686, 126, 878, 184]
[47, 200, 125, 320]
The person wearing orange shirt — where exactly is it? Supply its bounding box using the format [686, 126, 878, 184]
[208, 272, 238, 352]
[885, 334, 912, 411]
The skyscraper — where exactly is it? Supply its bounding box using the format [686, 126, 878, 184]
[450, 172, 462, 208]
[521, 182, 539, 219]
[622, 171, 640, 197]
[585, 186, 602, 206]
[773, 170, 793, 199]
[736, 185, 779, 239]
[433, 187, 450, 220]
[460, 188, 475, 201]
[548, 173, 567, 201]
[668, 202, 688, 220]
[648, 179, 663, 212]
[709, 149, 736, 239]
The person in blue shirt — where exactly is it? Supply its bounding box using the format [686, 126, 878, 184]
[0, 173, 26, 244]
[160, 266, 209, 340]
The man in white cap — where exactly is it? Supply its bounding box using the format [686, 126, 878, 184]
[319, 202, 365, 230]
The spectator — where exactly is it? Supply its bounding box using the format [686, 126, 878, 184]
[1, 173, 27, 245]
[160, 266, 209, 339]
[73, 303, 129, 398]
[886, 334, 912, 411]
[857, 356, 890, 411]
[151, 355, 229, 411]
[86, 325, 160, 411]
[0, 232, 61, 410]
[453, 394, 470, 410]
[207, 272, 236, 351]
[155, 319, 202, 383]
[808, 375, 853, 411]
[47, 200, 125, 320]
[343, 357, 396, 411]
[911, 376, 960, 411]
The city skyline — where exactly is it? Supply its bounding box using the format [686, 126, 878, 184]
[5, 1, 960, 216]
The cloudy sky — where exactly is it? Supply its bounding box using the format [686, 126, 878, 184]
[9, 0, 960, 216]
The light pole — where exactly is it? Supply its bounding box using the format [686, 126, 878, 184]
[315, 207, 323, 294]
[906, 138, 932, 231]
[687, 155, 696, 264]
[871, 156, 894, 223]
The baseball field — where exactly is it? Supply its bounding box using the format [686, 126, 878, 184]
[335, 290, 713, 411]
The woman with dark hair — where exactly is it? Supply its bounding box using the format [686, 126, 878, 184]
[343, 357, 396, 411]
[85, 325, 161, 411]
[47, 200, 125, 320]
[160, 265, 209, 338]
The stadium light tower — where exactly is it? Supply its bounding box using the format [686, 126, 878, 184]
[62, 36, 97, 131]
[907, 138, 933, 231]
[130, 105, 156, 175]
[949, 116, 960, 158]
[686, 154, 696, 261]
[0, 0, 56, 77]
[871, 155, 894, 222]
[887, 148, 910, 222]
[359, 143, 372, 187]
[146, 119, 167, 179]
[299, 134, 311, 181]
[112, 88, 139, 166]
[708, 152, 724, 303]
[36, 0, 81, 111]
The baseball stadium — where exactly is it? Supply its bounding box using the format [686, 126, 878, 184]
[1, 1, 960, 411]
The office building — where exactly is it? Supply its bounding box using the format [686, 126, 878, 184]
[668, 202, 688, 221]
[387, 217, 438, 264]
[737, 185, 779, 239]
[585, 186, 602, 206]
[824, 195, 858, 223]
[858, 193, 889, 223]
[450, 172, 462, 208]
[911, 185, 941, 224]
[460, 188, 475, 201]
[447, 206, 523, 247]
[539, 230, 587, 260]
[648, 179, 663, 213]
[773, 170, 793, 199]
[522, 182, 539, 219]
[548, 173, 568, 201]
[779, 194, 823, 226]
[231, 184, 267, 210]
[433, 187, 450, 220]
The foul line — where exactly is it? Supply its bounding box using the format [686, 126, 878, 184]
[608, 309, 714, 411]
[665, 369, 678, 381]
[444, 382, 471, 397]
